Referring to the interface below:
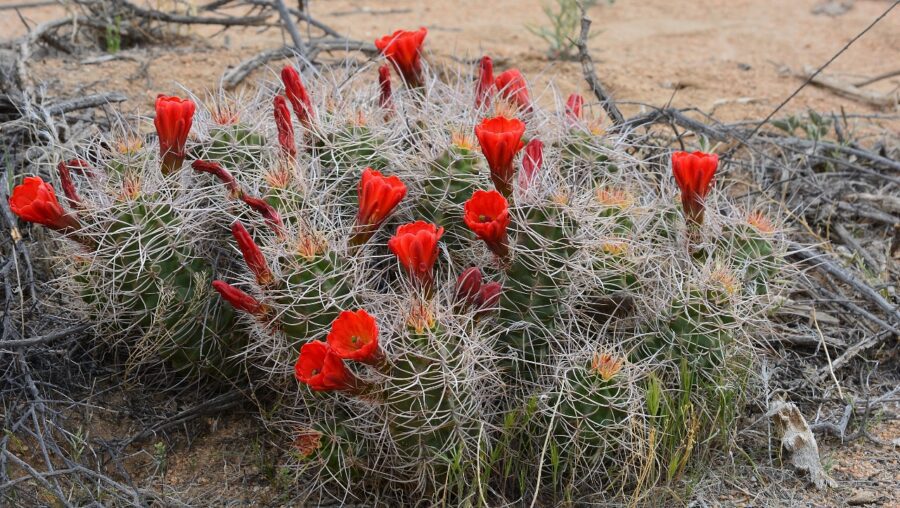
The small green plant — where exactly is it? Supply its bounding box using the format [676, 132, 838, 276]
[771, 110, 832, 141]
[105, 16, 122, 54]
[527, 0, 611, 60]
[152, 441, 168, 475]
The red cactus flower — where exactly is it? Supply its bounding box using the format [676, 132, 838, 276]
[475, 281, 502, 311]
[294, 340, 361, 392]
[494, 69, 530, 112]
[475, 116, 527, 196]
[273, 95, 296, 159]
[566, 93, 584, 123]
[388, 221, 444, 288]
[192, 160, 242, 198]
[212, 280, 265, 315]
[241, 196, 286, 238]
[671, 151, 719, 225]
[378, 65, 393, 110]
[281, 65, 314, 127]
[375, 27, 428, 88]
[231, 221, 274, 286]
[519, 138, 543, 191]
[475, 116, 526, 196]
[326, 309, 384, 365]
[454, 267, 483, 308]
[154, 95, 195, 175]
[464, 189, 510, 258]
[9, 176, 79, 231]
[475, 56, 494, 109]
[56, 160, 84, 207]
[352, 168, 407, 245]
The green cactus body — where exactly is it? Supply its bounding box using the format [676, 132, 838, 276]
[553, 362, 626, 458]
[294, 417, 366, 488]
[81, 198, 243, 376]
[500, 203, 577, 379]
[315, 124, 387, 172]
[386, 321, 477, 485]
[664, 289, 736, 371]
[310, 124, 386, 214]
[206, 124, 267, 171]
[724, 222, 776, 294]
[560, 131, 618, 179]
[418, 144, 485, 251]
[279, 251, 352, 345]
[585, 195, 639, 321]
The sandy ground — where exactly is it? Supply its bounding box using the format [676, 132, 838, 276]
[2, 0, 899, 122]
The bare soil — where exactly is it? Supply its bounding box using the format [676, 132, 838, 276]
[4, 0, 899, 120]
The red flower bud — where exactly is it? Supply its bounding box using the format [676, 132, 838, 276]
[378, 65, 393, 110]
[57, 160, 84, 207]
[475, 116, 526, 197]
[353, 168, 406, 245]
[154, 95, 195, 175]
[294, 340, 361, 392]
[212, 280, 265, 315]
[475, 56, 494, 109]
[273, 95, 296, 159]
[464, 189, 510, 258]
[65, 158, 94, 177]
[326, 309, 384, 365]
[475, 281, 502, 311]
[281, 65, 314, 128]
[494, 69, 531, 112]
[8, 176, 79, 231]
[241, 195, 286, 238]
[454, 267, 483, 308]
[565, 93, 584, 123]
[671, 151, 719, 226]
[191, 160, 242, 198]
[231, 221, 274, 286]
[388, 221, 444, 288]
[375, 27, 428, 88]
[519, 138, 543, 191]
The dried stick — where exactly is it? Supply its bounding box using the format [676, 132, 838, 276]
[113, 0, 270, 26]
[0, 324, 89, 348]
[44, 92, 127, 115]
[575, 8, 624, 127]
[119, 392, 244, 447]
[272, 0, 306, 54]
[831, 224, 881, 275]
[222, 39, 376, 89]
[854, 68, 900, 88]
[815, 330, 894, 380]
[789, 242, 900, 327]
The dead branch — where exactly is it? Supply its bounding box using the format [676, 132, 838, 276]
[854, 68, 900, 88]
[222, 39, 376, 89]
[0, 325, 89, 349]
[576, 8, 625, 127]
[815, 330, 895, 380]
[44, 92, 127, 115]
[113, 0, 271, 26]
[272, 0, 306, 54]
[799, 67, 899, 108]
[789, 242, 900, 328]
[831, 224, 881, 274]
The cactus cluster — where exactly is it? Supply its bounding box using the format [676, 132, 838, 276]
[10, 27, 790, 504]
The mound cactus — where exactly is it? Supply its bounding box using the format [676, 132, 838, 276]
[12, 28, 792, 505]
